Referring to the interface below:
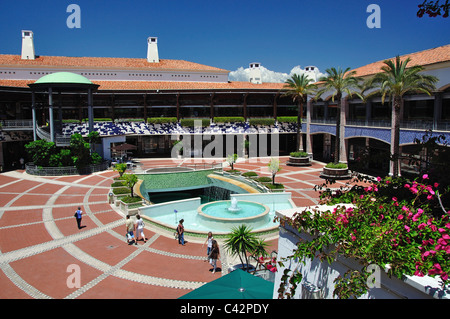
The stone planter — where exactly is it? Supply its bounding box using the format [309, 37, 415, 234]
[286, 156, 311, 167]
[321, 167, 351, 179]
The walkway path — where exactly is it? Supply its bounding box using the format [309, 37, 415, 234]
[0, 157, 350, 299]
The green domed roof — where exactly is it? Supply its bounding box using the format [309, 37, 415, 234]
[34, 72, 93, 85]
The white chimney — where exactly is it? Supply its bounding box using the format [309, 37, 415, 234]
[249, 62, 262, 84]
[147, 37, 159, 63]
[304, 66, 319, 82]
[21, 30, 35, 60]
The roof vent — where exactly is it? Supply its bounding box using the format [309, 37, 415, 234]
[21, 30, 35, 60]
[147, 37, 159, 63]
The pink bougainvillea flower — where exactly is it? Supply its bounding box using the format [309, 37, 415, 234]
[405, 225, 411, 232]
[423, 174, 429, 179]
[376, 176, 381, 182]
[404, 184, 410, 189]
[442, 234, 450, 240]
[434, 182, 439, 188]
[392, 197, 398, 202]
[418, 223, 427, 230]
[441, 272, 448, 281]
[350, 233, 356, 241]
[410, 187, 418, 194]
[398, 214, 404, 220]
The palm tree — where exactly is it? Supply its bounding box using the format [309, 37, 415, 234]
[369, 56, 438, 177]
[223, 225, 260, 272]
[282, 73, 318, 152]
[315, 67, 362, 164]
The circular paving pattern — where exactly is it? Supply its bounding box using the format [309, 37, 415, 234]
[0, 157, 351, 299]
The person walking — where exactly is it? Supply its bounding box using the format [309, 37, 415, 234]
[125, 215, 137, 245]
[177, 219, 185, 245]
[74, 206, 83, 229]
[135, 214, 147, 243]
[202, 232, 214, 261]
[208, 240, 220, 274]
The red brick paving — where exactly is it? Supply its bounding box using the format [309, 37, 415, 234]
[0, 157, 348, 299]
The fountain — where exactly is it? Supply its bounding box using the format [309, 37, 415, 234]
[228, 197, 241, 212]
[197, 199, 270, 231]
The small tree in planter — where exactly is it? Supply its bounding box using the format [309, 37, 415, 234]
[226, 153, 239, 170]
[268, 158, 281, 185]
[113, 163, 127, 177]
[122, 173, 138, 197]
[224, 225, 268, 272]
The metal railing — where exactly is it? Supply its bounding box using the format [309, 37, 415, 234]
[25, 161, 110, 176]
[1, 120, 34, 130]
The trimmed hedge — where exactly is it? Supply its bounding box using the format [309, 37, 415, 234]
[242, 171, 258, 177]
[277, 116, 299, 123]
[290, 151, 309, 157]
[325, 162, 348, 169]
[249, 118, 275, 126]
[213, 117, 245, 123]
[147, 117, 177, 124]
[180, 118, 210, 127]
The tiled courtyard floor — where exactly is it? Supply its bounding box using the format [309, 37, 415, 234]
[0, 156, 358, 299]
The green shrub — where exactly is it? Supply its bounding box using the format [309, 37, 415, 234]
[213, 117, 245, 123]
[112, 187, 130, 195]
[264, 183, 285, 190]
[226, 169, 241, 174]
[111, 181, 126, 187]
[325, 162, 348, 169]
[120, 196, 142, 204]
[242, 171, 258, 177]
[290, 151, 309, 157]
[148, 117, 177, 124]
[180, 118, 210, 127]
[257, 176, 272, 183]
[277, 116, 299, 123]
[248, 118, 275, 126]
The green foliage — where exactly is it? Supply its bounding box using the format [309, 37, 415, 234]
[111, 181, 126, 187]
[120, 195, 142, 204]
[325, 162, 348, 169]
[180, 118, 210, 127]
[122, 173, 138, 197]
[268, 158, 281, 184]
[226, 153, 238, 170]
[256, 176, 272, 183]
[248, 118, 275, 126]
[223, 225, 268, 272]
[277, 116, 298, 123]
[290, 151, 308, 158]
[213, 116, 244, 123]
[242, 171, 258, 177]
[25, 134, 103, 169]
[278, 174, 450, 298]
[24, 139, 57, 166]
[113, 163, 127, 177]
[147, 117, 177, 124]
[112, 187, 130, 195]
[265, 183, 284, 190]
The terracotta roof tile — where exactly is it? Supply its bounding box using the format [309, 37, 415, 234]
[0, 54, 229, 73]
[352, 44, 450, 77]
[0, 79, 285, 91]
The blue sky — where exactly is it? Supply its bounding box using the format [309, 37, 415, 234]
[0, 0, 448, 80]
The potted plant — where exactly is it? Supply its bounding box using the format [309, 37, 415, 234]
[287, 151, 311, 166]
[321, 162, 351, 179]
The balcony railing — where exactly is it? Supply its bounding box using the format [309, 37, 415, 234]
[1, 120, 34, 130]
